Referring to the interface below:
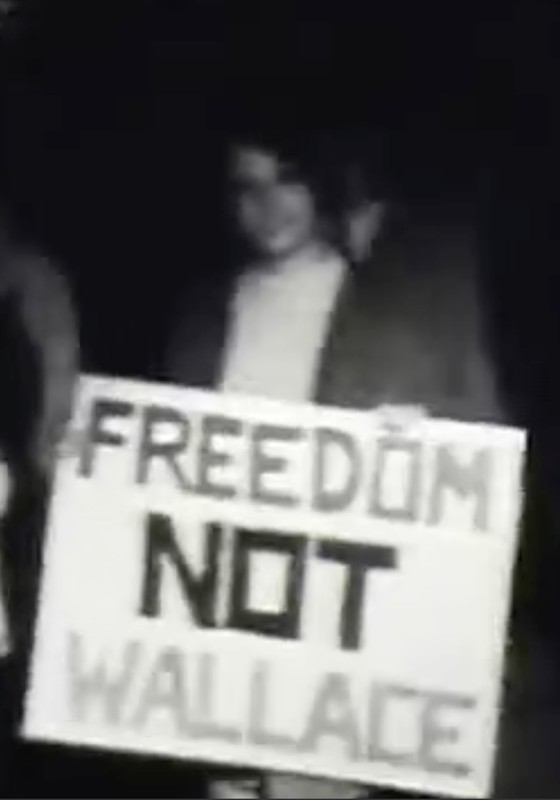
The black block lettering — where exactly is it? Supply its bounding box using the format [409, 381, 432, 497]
[318, 540, 396, 650]
[228, 528, 307, 640]
[140, 513, 221, 627]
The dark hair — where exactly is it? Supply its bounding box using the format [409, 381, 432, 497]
[209, 96, 391, 264]
[224, 120, 344, 223]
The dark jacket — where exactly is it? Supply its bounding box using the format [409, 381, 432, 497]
[165, 210, 505, 425]
[164, 211, 530, 799]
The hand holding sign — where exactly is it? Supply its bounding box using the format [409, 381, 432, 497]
[23, 377, 525, 798]
[376, 404, 428, 432]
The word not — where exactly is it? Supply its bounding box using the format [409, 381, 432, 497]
[140, 514, 397, 651]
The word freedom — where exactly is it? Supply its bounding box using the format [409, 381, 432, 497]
[68, 632, 476, 779]
[76, 398, 493, 531]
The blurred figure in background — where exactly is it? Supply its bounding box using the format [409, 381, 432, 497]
[165, 128, 505, 798]
[167, 131, 348, 408]
[0, 209, 77, 748]
[166, 131, 363, 799]
[0, 216, 77, 479]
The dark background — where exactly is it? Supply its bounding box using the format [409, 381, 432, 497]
[1, 0, 487, 378]
[0, 2, 553, 393]
[0, 0, 556, 604]
[0, 1, 558, 795]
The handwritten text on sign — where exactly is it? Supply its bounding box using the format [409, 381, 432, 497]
[23, 377, 525, 798]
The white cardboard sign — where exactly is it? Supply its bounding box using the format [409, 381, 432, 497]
[23, 375, 525, 797]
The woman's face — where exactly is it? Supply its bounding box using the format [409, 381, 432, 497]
[230, 146, 318, 258]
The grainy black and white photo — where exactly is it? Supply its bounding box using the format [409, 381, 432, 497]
[0, 2, 557, 799]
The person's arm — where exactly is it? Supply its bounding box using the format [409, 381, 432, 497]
[14, 254, 78, 474]
[465, 321, 507, 424]
[457, 256, 508, 426]
[438, 222, 508, 426]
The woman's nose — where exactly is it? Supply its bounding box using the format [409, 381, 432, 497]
[252, 181, 282, 213]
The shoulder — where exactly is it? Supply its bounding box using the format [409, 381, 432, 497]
[312, 245, 349, 284]
[0, 239, 71, 302]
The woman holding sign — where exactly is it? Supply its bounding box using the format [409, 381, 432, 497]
[166, 136, 502, 423]
[164, 125, 505, 798]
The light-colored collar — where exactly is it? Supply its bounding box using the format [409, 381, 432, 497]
[248, 241, 339, 279]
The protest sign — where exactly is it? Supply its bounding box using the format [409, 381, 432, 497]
[23, 375, 525, 797]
